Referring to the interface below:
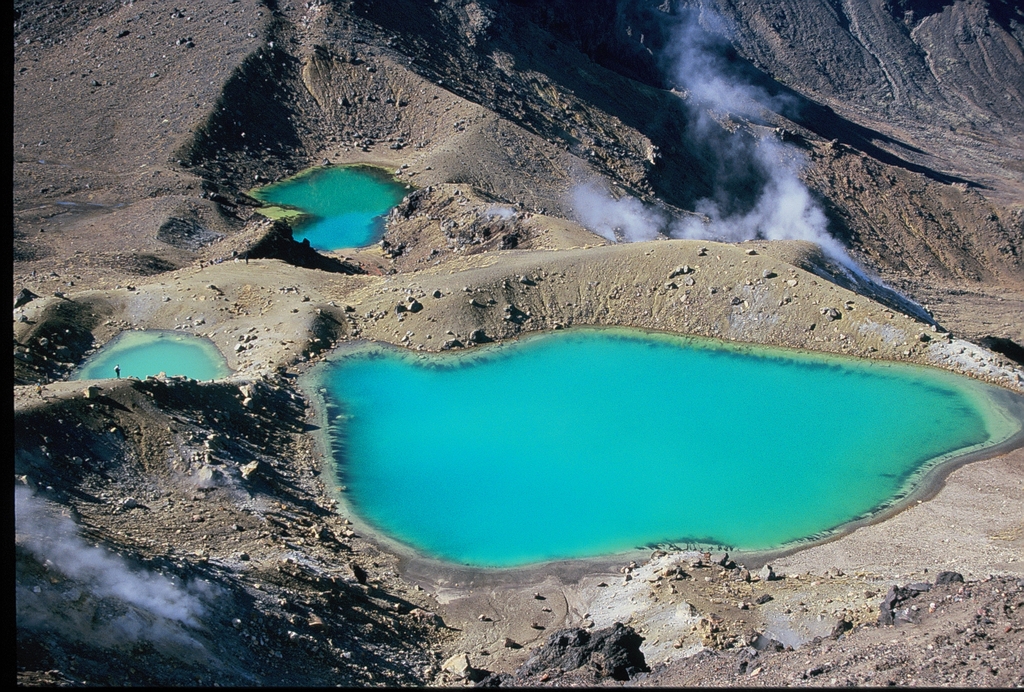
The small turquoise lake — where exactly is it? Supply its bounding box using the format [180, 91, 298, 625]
[318, 329, 1022, 568]
[251, 165, 406, 251]
[74, 331, 231, 381]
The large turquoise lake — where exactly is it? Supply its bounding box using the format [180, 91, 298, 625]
[74, 330, 231, 381]
[251, 165, 406, 251]
[319, 329, 1021, 567]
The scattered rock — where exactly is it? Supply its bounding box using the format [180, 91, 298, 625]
[751, 632, 785, 652]
[830, 618, 853, 638]
[409, 608, 443, 627]
[934, 571, 964, 586]
[441, 653, 488, 682]
[759, 564, 776, 581]
[441, 653, 472, 679]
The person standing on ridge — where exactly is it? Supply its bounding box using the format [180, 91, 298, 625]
[114, 364, 121, 379]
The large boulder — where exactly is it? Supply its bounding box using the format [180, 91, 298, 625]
[517, 622, 649, 682]
[14, 288, 39, 309]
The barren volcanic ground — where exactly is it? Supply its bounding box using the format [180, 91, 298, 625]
[13, 0, 1024, 687]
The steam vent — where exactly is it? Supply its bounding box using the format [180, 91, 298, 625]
[14, 0, 1024, 687]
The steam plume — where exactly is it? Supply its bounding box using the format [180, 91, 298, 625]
[16, 487, 212, 645]
[571, 5, 863, 277]
[572, 184, 666, 243]
[484, 204, 517, 220]
[668, 136, 861, 273]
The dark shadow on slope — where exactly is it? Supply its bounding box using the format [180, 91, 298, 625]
[979, 336, 1024, 366]
[245, 220, 366, 275]
[175, 43, 307, 188]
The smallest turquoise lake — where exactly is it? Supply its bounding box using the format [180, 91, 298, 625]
[251, 165, 407, 251]
[74, 331, 231, 381]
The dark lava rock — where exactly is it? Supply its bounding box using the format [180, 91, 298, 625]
[878, 582, 932, 626]
[14, 288, 40, 309]
[517, 622, 649, 682]
[934, 571, 965, 586]
[878, 585, 904, 626]
[474, 672, 511, 687]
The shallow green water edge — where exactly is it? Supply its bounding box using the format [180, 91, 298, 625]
[301, 326, 1024, 572]
[247, 163, 410, 242]
[73, 329, 232, 382]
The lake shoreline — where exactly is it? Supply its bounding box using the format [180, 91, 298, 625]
[298, 325, 1023, 596]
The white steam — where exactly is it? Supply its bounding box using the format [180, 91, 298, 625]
[572, 184, 665, 243]
[663, 7, 796, 119]
[669, 136, 860, 272]
[571, 6, 862, 276]
[484, 204, 517, 220]
[16, 487, 212, 644]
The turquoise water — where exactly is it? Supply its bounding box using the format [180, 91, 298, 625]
[74, 331, 231, 381]
[320, 329, 1018, 567]
[251, 165, 406, 251]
